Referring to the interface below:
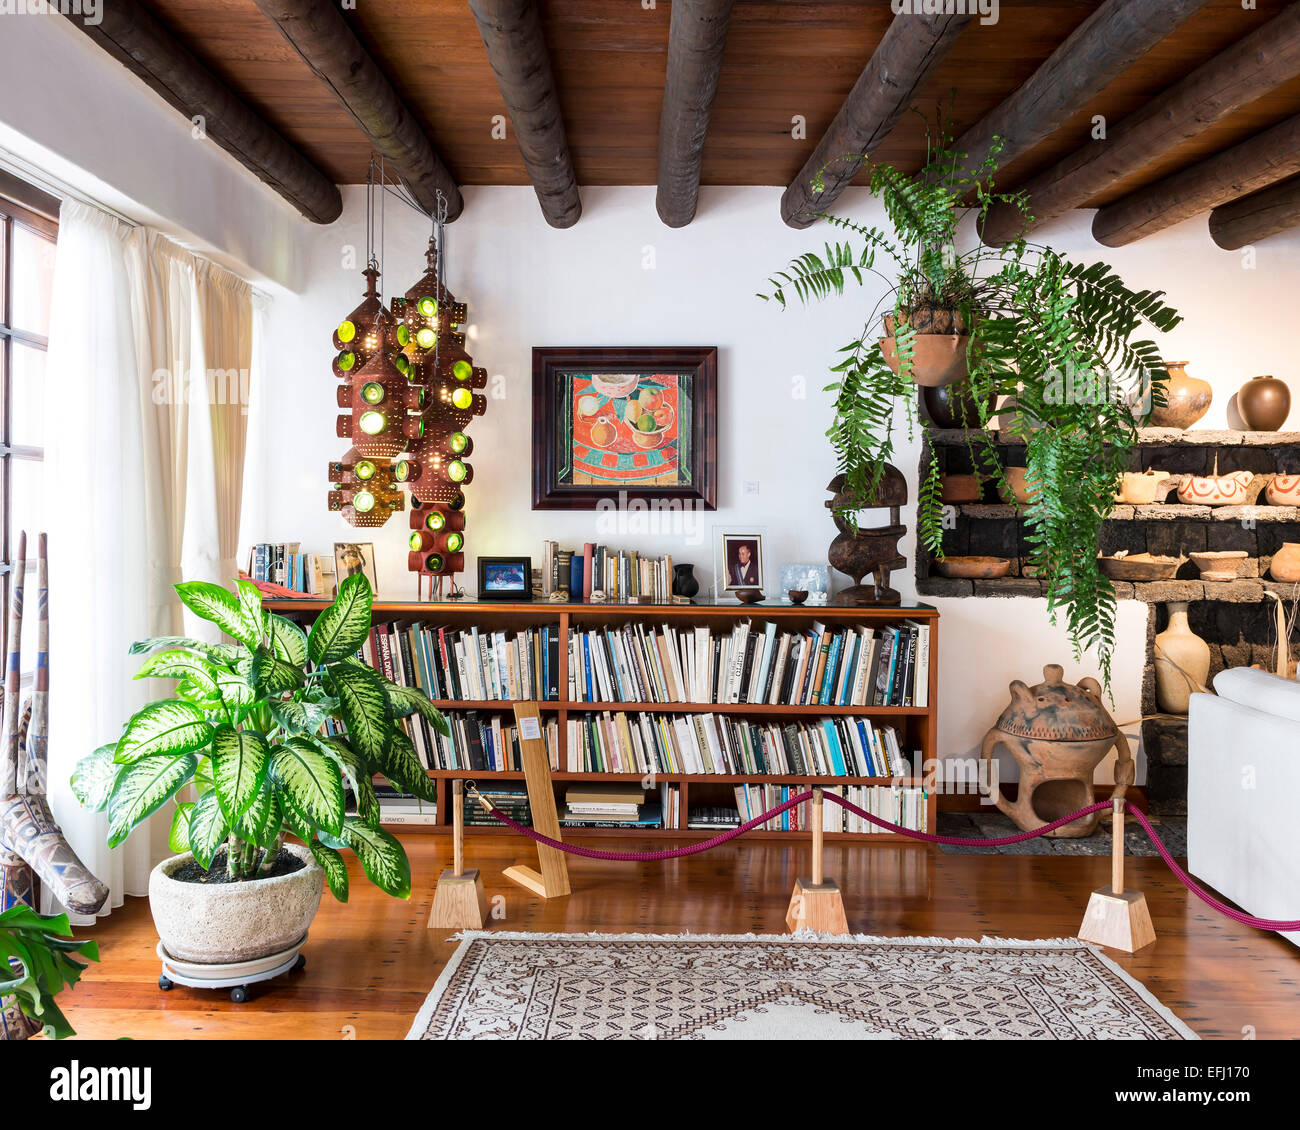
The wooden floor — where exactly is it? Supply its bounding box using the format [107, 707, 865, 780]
[58, 835, 1300, 1041]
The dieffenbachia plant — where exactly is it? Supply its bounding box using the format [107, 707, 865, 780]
[72, 573, 447, 901]
[0, 904, 98, 1039]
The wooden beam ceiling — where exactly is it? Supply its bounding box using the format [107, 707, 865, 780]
[1092, 113, 1300, 246]
[467, 0, 581, 228]
[1210, 174, 1300, 247]
[656, 0, 736, 228]
[252, 0, 462, 220]
[62, 0, 341, 223]
[950, 0, 1214, 183]
[980, 2, 1300, 246]
[780, 9, 972, 228]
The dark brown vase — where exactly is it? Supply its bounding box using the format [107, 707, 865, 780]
[920, 381, 996, 429]
[1237, 375, 1291, 432]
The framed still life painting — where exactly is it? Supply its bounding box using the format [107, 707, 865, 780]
[532, 347, 717, 510]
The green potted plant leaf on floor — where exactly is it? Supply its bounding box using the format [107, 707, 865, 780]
[1, 904, 99, 1039]
[762, 118, 1182, 685]
[72, 573, 447, 972]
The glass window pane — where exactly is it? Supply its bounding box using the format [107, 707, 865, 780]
[12, 224, 56, 339]
[9, 456, 44, 570]
[11, 342, 44, 449]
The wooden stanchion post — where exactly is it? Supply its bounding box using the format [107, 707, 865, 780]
[428, 779, 490, 929]
[502, 702, 571, 899]
[785, 788, 849, 935]
[1077, 797, 1156, 952]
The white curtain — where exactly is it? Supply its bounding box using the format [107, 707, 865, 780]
[42, 202, 258, 921]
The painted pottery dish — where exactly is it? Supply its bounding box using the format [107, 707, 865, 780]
[1265, 474, 1300, 506]
[1176, 470, 1254, 506]
[934, 556, 1011, 579]
[1188, 550, 1247, 582]
[1097, 553, 1182, 581]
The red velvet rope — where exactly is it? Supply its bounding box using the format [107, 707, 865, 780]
[477, 787, 1300, 934]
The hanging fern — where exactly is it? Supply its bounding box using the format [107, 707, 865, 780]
[760, 115, 1182, 689]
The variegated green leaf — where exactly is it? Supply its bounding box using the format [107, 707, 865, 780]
[107, 753, 198, 848]
[269, 739, 344, 836]
[307, 572, 373, 664]
[114, 701, 213, 765]
[331, 661, 391, 760]
[342, 817, 410, 899]
[383, 683, 450, 737]
[250, 648, 305, 695]
[175, 581, 260, 647]
[210, 725, 270, 824]
[70, 744, 118, 812]
[265, 613, 309, 667]
[134, 649, 221, 698]
[188, 791, 228, 870]
[310, 840, 349, 903]
[169, 803, 194, 853]
[129, 636, 241, 663]
[270, 698, 328, 737]
[315, 736, 379, 828]
[235, 579, 268, 645]
[213, 666, 255, 709]
[374, 728, 436, 802]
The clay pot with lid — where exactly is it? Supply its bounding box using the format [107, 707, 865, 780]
[1237, 375, 1291, 432]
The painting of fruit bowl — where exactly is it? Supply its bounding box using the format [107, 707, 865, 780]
[533, 347, 717, 510]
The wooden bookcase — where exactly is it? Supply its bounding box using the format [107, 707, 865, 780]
[263, 598, 940, 845]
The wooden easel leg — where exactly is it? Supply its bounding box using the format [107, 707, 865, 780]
[429, 780, 490, 929]
[503, 702, 570, 899]
[1078, 798, 1156, 952]
[786, 788, 849, 935]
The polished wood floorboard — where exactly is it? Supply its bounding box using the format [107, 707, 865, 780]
[58, 836, 1300, 1040]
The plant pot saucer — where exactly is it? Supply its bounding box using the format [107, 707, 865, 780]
[156, 933, 307, 983]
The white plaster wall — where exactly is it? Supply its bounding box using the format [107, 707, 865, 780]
[245, 184, 1300, 772]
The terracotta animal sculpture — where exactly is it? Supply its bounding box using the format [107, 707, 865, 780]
[980, 664, 1134, 838]
[0, 532, 108, 919]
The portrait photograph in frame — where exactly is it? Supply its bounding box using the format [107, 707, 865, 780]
[532, 346, 717, 510]
[713, 528, 766, 600]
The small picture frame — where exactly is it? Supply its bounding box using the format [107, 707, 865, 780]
[333, 542, 378, 596]
[713, 529, 765, 598]
[781, 563, 830, 603]
[478, 556, 533, 601]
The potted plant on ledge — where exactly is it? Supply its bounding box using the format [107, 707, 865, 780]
[72, 573, 446, 978]
[762, 123, 1182, 685]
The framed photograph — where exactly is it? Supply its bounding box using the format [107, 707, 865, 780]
[713, 529, 766, 598]
[781, 563, 830, 604]
[477, 556, 532, 601]
[532, 346, 717, 510]
[333, 542, 378, 596]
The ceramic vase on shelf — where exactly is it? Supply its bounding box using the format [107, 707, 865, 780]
[1153, 601, 1210, 715]
[1237, 375, 1291, 432]
[1269, 543, 1300, 583]
[1148, 361, 1212, 430]
[672, 562, 699, 600]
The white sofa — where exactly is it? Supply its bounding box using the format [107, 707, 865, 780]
[1188, 667, 1300, 947]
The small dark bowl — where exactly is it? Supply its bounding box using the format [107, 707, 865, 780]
[787, 589, 809, 605]
[735, 588, 764, 604]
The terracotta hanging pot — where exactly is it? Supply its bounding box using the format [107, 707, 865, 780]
[1153, 601, 1210, 715]
[1237, 375, 1291, 432]
[880, 305, 971, 388]
[1147, 361, 1212, 430]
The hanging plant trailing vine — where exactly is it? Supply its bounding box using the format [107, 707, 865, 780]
[761, 119, 1182, 687]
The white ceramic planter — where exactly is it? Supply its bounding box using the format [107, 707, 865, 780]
[149, 843, 323, 964]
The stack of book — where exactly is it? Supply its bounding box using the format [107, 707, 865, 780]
[541, 540, 679, 603]
[559, 783, 667, 830]
[359, 621, 562, 703]
[688, 804, 740, 830]
[249, 543, 334, 595]
[375, 783, 437, 827]
[564, 711, 914, 778]
[465, 784, 532, 827]
[567, 619, 929, 707]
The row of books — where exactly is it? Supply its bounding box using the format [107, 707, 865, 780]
[728, 784, 928, 834]
[249, 542, 334, 595]
[557, 783, 682, 830]
[569, 619, 930, 707]
[564, 711, 915, 779]
[464, 785, 532, 827]
[417, 712, 561, 774]
[360, 621, 562, 703]
[541, 540, 680, 604]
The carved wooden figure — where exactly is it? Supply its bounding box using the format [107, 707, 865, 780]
[826, 467, 907, 606]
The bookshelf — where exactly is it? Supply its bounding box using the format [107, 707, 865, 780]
[262, 597, 940, 844]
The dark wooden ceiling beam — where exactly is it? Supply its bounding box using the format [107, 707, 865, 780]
[1093, 113, 1300, 246]
[780, 10, 971, 229]
[951, 0, 1213, 182]
[1209, 175, 1300, 249]
[59, 0, 341, 224]
[656, 0, 736, 228]
[467, 0, 581, 229]
[980, 2, 1300, 246]
[253, 0, 462, 221]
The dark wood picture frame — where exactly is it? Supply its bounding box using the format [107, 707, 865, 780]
[477, 556, 532, 601]
[532, 346, 717, 510]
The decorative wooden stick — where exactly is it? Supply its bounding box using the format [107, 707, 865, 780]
[453, 779, 465, 879]
[1112, 797, 1125, 896]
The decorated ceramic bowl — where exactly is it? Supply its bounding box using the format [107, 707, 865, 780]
[1265, 474, 1300, 506]
[1176, 470, 1253, 506]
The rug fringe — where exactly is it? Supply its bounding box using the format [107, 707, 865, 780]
[446, 929, 1091, 948]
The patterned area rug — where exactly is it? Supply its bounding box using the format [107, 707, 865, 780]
[407, 932, 1197, 1040]
[937, 812, 1188, 857]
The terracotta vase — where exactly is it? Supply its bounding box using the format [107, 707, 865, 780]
[1148, 361, 1212, 430]
[1269, 542, 1300, 583]
[1153, 601, 1210, 715]
[998, 466, 1039, 505]
[1237, 375, 1291, 432]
